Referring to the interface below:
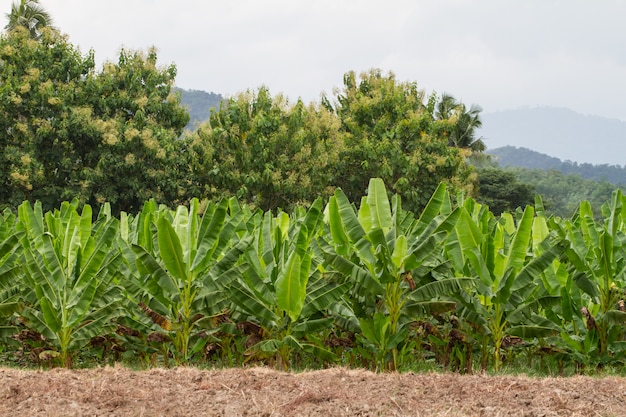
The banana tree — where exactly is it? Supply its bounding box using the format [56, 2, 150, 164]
[512, 197, 591, 370]
[451, 198, 561, 371]
[553, 191, 626, 358]
[0, 213, 23, 341]
[320, 178, 465, 370]
[226, 198, 346, 370]
[15, 200, 122, 367]
[122, 197, 253, 363]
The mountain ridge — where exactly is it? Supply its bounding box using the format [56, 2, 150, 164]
[479, 106, 626, 166]
[488, 145, 626, 185]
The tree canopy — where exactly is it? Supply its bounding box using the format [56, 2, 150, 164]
[0, 25, 189, 214]
[474, 167, 535, 216]
[186, 87, 343, 211]
[1, 3, 486, 216]
[330, 70, 475, 213]
[185, 71, 480, 213]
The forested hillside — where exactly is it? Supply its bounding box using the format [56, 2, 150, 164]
[479, 146, 626, 217]
[489, 146, 626, 185]
[508, 168, 620, 217]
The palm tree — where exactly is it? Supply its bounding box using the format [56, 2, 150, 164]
[436, 93, 486, 152]
[435, 92, 458, 120]
[5, 0, 55, 39]
[452, 103, 486, 152]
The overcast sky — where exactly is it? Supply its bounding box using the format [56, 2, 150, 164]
[38, 1, 626, 121]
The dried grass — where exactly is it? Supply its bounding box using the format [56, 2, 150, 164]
[1, 366, 624, 416]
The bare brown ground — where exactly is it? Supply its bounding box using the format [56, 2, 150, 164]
[1, 366, 625, 417]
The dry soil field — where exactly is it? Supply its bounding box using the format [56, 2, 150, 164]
[1, 366, 625, 416]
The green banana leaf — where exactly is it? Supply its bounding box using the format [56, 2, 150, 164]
[275, 252, 306, 322]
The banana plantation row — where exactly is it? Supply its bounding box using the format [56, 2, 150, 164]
[1, 178, 625, 372]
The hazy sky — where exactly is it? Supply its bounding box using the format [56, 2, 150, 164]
[38, 1, 626, 120]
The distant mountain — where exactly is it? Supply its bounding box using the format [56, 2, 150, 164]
[488, 146, 562, 170]
[488, 145, 626, 185]
[478, 107, 626, 166]
[175, 88, 223, 130]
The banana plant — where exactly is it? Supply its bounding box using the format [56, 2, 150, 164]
[357, 312, 407, 371]
[451, 198, 561, 371]
[320, 178, 465, 370]
[226, 198, 346, 370]
[0, 208, 18, 244]
[15, 200, 122, 367]
[552, 190, 626, 358]
[0, 210, 23, 341]
[513, 197, 590, 369]
[122, 197, 253, 363]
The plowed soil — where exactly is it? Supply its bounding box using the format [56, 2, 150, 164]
[1, 366, 625, 416]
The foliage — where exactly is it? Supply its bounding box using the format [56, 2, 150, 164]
[487, 146, 626, 217]
[80, 48, 190, 214]
[435, 93, 485, 152]
[120, 198, 253, 363]
[0, 211, 22, 340]
[5, 1, 626, 374]
[1, 3, 482, 217]
[320, 179, 465, 370]
[450, 199, 560, 370]
[475, 167, 536, 215]
[187, 87, 343, 212]
[4, 0, 54, 39]
[226, 198, 342, 369]
[14, 200, 122, 367]
[0, 27, 189, 214]
[184, 70, 482, 214]
[0, 179, 626, 373]
[331, 70, 475, 213]
[489, 145, 626, 186]
[552, 192, 626, 358]
[509, 168, 619, 218]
